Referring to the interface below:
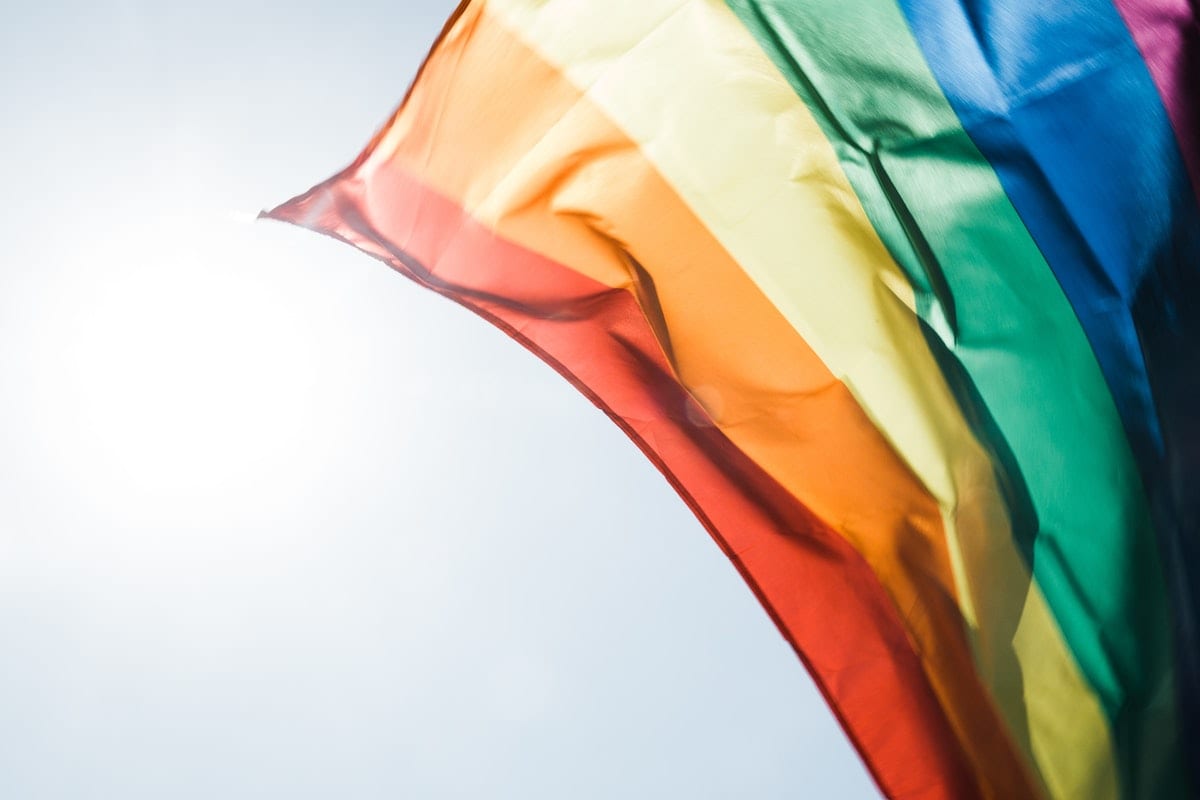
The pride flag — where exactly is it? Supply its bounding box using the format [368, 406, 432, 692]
[264, 2, 1200, 797]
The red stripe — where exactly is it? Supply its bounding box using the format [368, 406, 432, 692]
[265, 170, 980, 800]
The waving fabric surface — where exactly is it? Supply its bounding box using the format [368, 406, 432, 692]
[264, 2, 1199, 797]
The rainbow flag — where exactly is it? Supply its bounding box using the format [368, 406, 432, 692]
[264, 2, 1200, 797]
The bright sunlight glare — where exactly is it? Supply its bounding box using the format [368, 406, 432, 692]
[22, 210, 360, 535]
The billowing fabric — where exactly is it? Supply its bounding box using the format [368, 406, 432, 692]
[264, 1, 1200, 797]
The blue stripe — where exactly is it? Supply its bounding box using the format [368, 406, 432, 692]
[895, 0, 1196, 477]
[893, 1, 1200, 793]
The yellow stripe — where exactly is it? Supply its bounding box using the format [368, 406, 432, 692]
[446, 1, 1119, 796]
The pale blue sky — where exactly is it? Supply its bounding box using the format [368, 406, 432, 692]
[1, 3, 878, 797]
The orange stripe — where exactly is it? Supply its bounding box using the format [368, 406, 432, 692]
[349, 8, 1038, 797]
[268, 166, 979, 799]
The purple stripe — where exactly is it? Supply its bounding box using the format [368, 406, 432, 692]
[1113, 0, 1200, 197]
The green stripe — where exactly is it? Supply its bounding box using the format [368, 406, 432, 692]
[723, 0, 1178, 794]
